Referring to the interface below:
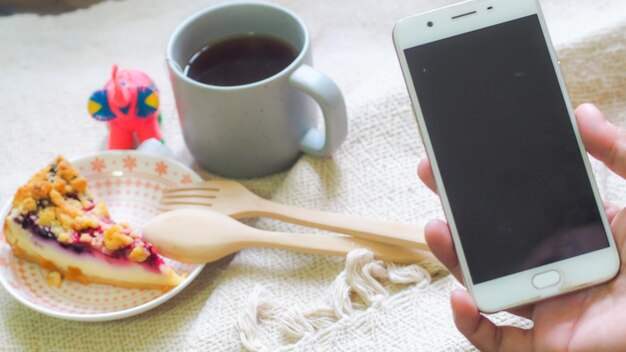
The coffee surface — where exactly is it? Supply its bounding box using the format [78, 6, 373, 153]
[185, 34, 298, 86]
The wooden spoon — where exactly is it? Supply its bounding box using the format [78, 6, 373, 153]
[142, 208, 436, 264]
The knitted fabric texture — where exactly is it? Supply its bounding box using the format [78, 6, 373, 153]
[0, 0, 625, 350]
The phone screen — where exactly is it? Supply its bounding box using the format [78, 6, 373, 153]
[404, 14, 609, 284]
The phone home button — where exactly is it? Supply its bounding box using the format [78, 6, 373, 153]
[532, 270, 561, 289]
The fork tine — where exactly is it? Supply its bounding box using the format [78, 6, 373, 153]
[157, 203, 211, 213]
[161, 192, 217, 200]
[159, 199, 213, 207]
[157, 204, 177, 213]
[164, 185, 220, 193]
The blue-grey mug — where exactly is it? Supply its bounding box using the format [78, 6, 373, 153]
[166, 1, 347, 178]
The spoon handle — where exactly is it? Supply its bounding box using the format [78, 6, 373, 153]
[241, 199, 428, 250]
[253, 230, 436, 264]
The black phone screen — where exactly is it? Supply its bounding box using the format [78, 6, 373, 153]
[404, 14, 609, 284]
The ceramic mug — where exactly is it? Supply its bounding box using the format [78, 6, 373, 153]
[166, 1, 347, 178]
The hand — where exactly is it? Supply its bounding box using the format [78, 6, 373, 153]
[419, 104, 626, 351]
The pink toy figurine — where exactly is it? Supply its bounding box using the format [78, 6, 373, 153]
[88, 65, 163, 149]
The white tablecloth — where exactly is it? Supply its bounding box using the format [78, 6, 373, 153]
[0, 0, 625, 350]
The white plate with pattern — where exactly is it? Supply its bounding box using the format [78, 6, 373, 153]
[0, 151, 204, 321]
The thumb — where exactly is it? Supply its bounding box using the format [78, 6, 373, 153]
[450, 290, 533, 351]
[575, 103, 626, 179]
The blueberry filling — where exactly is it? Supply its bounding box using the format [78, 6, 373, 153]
[16, 212, 54, 240]
[142, 248, 163, 268]
[13, 211, 164, 270]
[15, 211, 93, 254]
[48, 165, 58, 178]
[36, 198, 51, 208]
[36, 226, 55, 239]
[66, 192, 79, 201]
[60, 242, 86, 254]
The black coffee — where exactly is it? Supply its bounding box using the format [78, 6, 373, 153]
[185, 34, 298, 86]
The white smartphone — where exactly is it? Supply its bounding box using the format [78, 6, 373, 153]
[393, 0, 620, 312]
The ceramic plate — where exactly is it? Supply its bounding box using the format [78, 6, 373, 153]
[0, 151, 204, 321]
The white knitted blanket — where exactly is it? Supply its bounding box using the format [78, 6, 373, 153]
[0, 0, 625, 350]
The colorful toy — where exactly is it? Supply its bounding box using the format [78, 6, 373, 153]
[88, 65, 163, 149]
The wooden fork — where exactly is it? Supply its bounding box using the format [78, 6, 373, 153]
[159, 180, 428, 250]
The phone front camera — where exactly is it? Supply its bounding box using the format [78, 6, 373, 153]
[427, 21, 434, 27]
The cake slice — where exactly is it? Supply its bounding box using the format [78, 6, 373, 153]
[3, 156, 181, 290]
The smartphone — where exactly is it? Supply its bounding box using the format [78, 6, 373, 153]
[393, 0, 620, 312]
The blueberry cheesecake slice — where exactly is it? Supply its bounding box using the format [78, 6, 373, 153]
[3, 156, 181, 290]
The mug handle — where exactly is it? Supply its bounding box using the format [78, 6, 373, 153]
[289, 64, 348, 157]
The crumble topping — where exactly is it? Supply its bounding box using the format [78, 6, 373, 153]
[75, 216, 98, 230]
[70, 177, 87, 193]
[46, 271, 63, 288]
[57, 231, 72, 244]
[79, 233, 92, 244]
[103, 224, 133, 251]
[33, 181, 52, 198]
[10, 156, 162, 267]
[129, 243, 150, 262]
[36, 208, 56, 227]
[94, 202, 109, 217]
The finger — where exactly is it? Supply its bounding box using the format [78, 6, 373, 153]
[418, 158, 437, 193]
[576, 103, 626, 179]
[425, 220, 462, 283]
[609, 207, 626, 253]
[604, 201, 620, 223]
[507, 306, 533, 321]
[451, 290, 534, 351]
